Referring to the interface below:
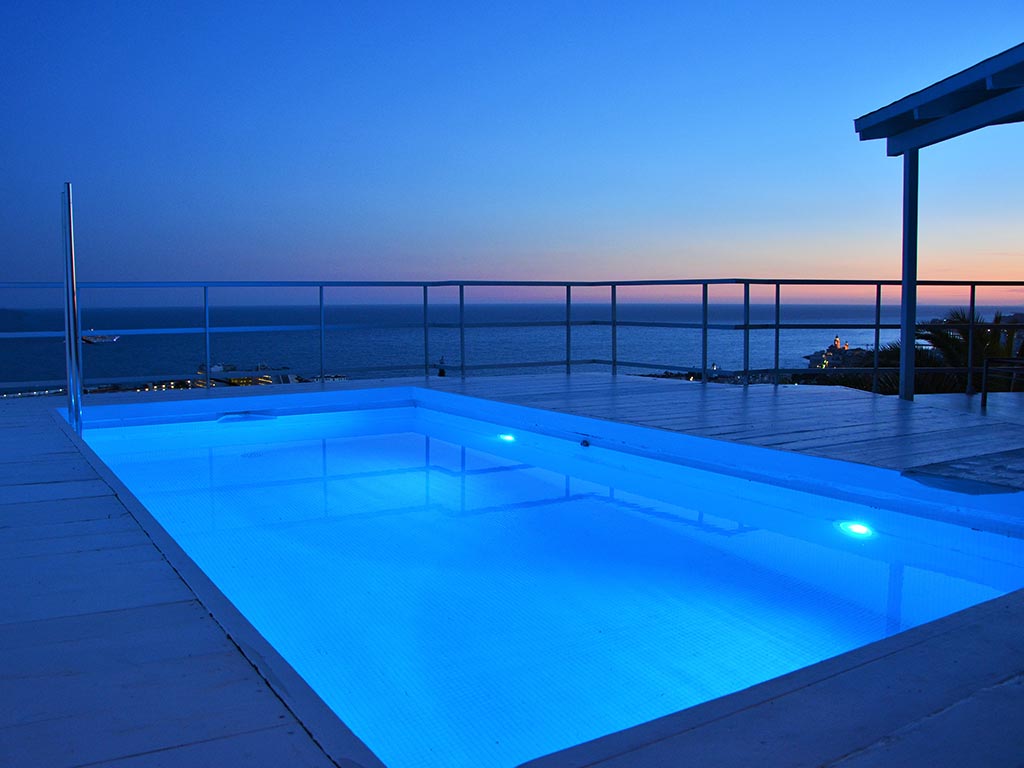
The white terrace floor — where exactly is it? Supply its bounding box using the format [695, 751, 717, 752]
[2, 373, 1023, 767]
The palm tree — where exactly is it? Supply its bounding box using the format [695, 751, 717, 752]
[822, 309, 1020, 395]
[816, 340, 954, 395]
[917, 309, 1021, 391]
[870, 340, 960, 395]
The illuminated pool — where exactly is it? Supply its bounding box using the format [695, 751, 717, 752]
[79, 387, 1024, 768]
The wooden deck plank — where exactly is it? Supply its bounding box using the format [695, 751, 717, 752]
[97, 725, 338, 768]
[907, 447, 1024, 492]
[1, 549, 193, 624]
[0, 655, 297, 767]
[0, 511, 138, 545]
[1, 525, 151, 559]
[2, 618, 235, 717]
[7, 649, 270, 726]
[751, 417, 990, 449]
[0, 495, 130, 528]
[0, 429, 77, 457]
[0, 456, 99, 484]
[0, 600, 201, 651]
[0, 478, 113, 505]
[783, 430, 1024, 462]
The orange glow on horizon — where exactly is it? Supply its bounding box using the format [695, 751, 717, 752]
[442, 282, 1024, 307]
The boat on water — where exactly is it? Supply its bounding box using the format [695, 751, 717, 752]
[82, 334, 120, 344]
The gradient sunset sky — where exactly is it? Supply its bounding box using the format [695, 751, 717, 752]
[2, 1, 1022, 303]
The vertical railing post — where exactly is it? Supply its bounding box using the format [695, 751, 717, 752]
[773, 283, 781, 386]
[611, 284, 618, 375]
[62, 182, 83, 434]
[422, 285, 430, 377]
[701, 282, 709, 383]
[873, 283, 882, 394]
[203, 286, 211, 389]
[319, 285, 326, 380]
[459, 284, 466, 379]
[966, 283, 977, 394]
[742, 282, 750, 385]
[565, 285, 572, 374]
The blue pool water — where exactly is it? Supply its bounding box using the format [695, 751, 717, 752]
[82, 393, 1024, 768]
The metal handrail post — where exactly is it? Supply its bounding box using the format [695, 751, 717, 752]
[203, 286, 211, 388]
[873, 283, 882, 393]
[62, 182, 83, 434]
[565, 285, 572, 374]
[701, 283, 708, 383]
[773, 283, 781, 385]
[319, 285, 326, 380]
[611, 285, 618, 375]
[742, 282, 750, 384]
[966, 283, 976, 394]
[459, 284, 466, 378]
[422, 285, 429, 377]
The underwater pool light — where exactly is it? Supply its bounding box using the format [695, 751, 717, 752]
[498, 433, 516, 442]
[838, 521, 874, 538]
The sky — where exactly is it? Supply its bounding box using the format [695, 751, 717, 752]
[1, 1, 1022, 305]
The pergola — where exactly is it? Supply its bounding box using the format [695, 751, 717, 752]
[854, 42, 1024, 400]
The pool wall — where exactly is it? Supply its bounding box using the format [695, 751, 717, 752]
[74, 385, 1023, 536]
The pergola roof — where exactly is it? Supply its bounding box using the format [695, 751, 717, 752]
[855, 42, 1024, 156]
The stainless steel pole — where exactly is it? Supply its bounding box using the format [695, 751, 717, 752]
[62, 182, 83, 434]
[773, 283, 780, 386]
[610, 285, 617, 375]
[459, 285, 466, 379]
[319, 285, 326, 380]
[742, 282, 750, 385]
[966, 284, 976, 395]
[203, 286, 211, 388]
[701, 283, 708, 383]
[873, 283, 882, 393]
[422, 285, 429, 377]
[565, 285, 572, 374]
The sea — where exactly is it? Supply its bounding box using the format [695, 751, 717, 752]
[1, 303, 1017, 392]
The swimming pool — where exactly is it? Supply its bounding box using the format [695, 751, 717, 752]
[79, 387, 1024, 768]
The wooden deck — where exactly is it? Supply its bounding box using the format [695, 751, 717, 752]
[1, 374, 1022, 767]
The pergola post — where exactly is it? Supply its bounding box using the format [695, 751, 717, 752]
[900, 148, 919, 401]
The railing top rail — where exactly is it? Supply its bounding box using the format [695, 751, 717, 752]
[2, 278, 1023, 291]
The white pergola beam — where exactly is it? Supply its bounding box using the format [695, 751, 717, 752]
[887, 87, 1024, 156]
[988, 62, 1024, 89]
[911, 86, 989, 120]
[855, 43, 1024, 135]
